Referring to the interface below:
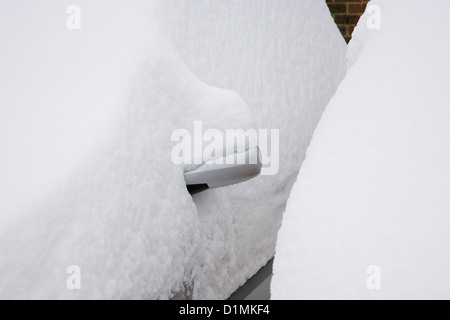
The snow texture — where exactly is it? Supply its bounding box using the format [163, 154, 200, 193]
[272, 0, 450, 300]
[0, 0, 346, 299]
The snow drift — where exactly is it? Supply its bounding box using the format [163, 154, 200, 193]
[0, 0, 346, 299]
[272, 0, 450, 299]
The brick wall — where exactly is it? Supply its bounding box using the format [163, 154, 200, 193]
[326, 0, 370, 43]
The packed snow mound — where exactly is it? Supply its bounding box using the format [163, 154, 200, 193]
[272, 0, 450, 299]
[0, 0, 346, 299]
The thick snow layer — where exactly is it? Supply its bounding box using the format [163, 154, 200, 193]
[165, 0, 346, 299]
[272, 0, 450, 299]
[0, 0, 345, 299]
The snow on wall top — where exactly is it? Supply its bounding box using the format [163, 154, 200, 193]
[0, 0, 346, 299]
[271, 0, 450, 299]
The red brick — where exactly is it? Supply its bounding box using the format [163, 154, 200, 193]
[346, 15, 362, 24]
[333, 14, 360, 25]
[325, 0, 367, 42]
[348, 3, 366, 14]
[328, 3, 346, 14]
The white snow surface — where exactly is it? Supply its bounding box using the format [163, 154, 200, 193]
[272, 0, 450, 300]
[0, 1, 346, 299]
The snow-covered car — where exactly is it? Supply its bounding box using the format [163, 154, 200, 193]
[0, 0, 346, 299]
